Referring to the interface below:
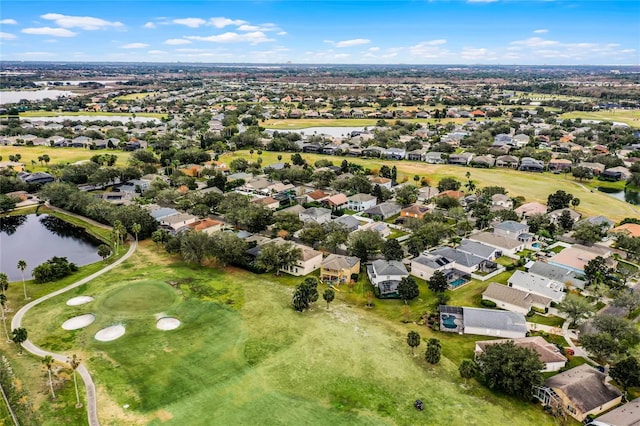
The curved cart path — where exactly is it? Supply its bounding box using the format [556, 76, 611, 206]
[11, 240, 137, 426]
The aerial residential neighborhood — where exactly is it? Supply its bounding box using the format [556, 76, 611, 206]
[0, 1, 639, 425]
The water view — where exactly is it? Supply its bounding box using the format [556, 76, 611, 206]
[267, 126, 368, 138]
[597, 186, 640, 206]
[0, 89, 76, 104]
[0, 214, 102, 281]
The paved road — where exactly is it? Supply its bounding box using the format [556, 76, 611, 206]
[11, 239, 137, 426]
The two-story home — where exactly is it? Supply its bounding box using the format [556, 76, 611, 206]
[482, 282, 552, 315]
[348, 193, 377, 212]
[320, 254, 361, 285]
[367, 260, 409, 298]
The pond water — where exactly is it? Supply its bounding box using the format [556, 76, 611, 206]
[597, 187, 640, 205]
[0, 89, 76, 104]
[267, 126, 367, 138]
[0, 214, 102, 282]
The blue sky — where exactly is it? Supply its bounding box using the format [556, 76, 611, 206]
[1, 1, 638, 65]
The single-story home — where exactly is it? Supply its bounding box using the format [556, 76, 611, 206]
[187, 218, 224, 235]
[508, 270, 566, 303]
[320, 254, 360, 285]
[467, 232, 527, 257]
[526, 261, 586, 290]
[362, 202, 402, 220]
[610, 223, 640, 238]
[548, 244, 612, 275]
[515, 202, 548, 219]
[534, 364, 622, 422]
[400, 204, 430, 219]
[591, 396, 640, 426]
[482, 282, 552, 315]
[299, 207, 332, 224]
[439, 305, 528, 338]
[474, 336, 567, 372]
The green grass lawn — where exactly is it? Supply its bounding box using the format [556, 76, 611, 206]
[263, 117, 468, 129]
[15, 110, 166, 119]
[527, 314, 565, 328]
[560, 110, 640, 127]
[550, 246, 565, 254]
[0, 146, 131, 173]
[21, 243, 557, 425]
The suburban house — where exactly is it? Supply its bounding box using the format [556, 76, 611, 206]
[324, 193, 349, 210]
[410, 254, 455, 281]
[548, 158, 573, 172]
[252, 196, 280, 210]
[329, 215, 359, 232]
[400, 204, 430, 219]
[496, 155, 520, 168]
[548, 244, 612, 274]
[425, 151, 446, 164]
[591, 397, 640, 426]
[508, 270, 566, 303]
[348, 193, 377, 212]
[161, 213, 199, 231]
[482, 282, 552, 315]
[515, 202, 548, 219]
[534, 364, 623, 422]
[187, 218, 224, 235]
[519, 157, 545, 172]
[493, 221, 534, 243]
[299, 207, 332, 224]
[474, 336, 567, 372]
[490, 194, 513, 210]
[430, 246, 489, 275]
[578, 162, 606, 175]
[18, 171, 54, 185]
[358, 221, 391, 238]
[458, 239, 502, 261]
[610, 223, 640, 238]
[320, 254, 360, 285]
[448, 153, 474, 166]
[527, 261, 587, 290]
[362, 202, 402, 220]
[285, 244, 323, 276]
[600, 166, 631, 181]
[549, 208, 582, 224]
[366, 259, 409, 298]
[468, 232, 527, 257]
[369, 176, 393, 190]
[439, 306, 528, 338]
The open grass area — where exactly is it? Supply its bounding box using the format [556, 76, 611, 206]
[222, 150, 640, 222]
[15, 111, 166, 119]
[527, 314, 565, 328]
[0, 146, 131, 173]
[111, 93, 157, 101]
[21, 242, 557, 425]
[560, 110, 640, 127]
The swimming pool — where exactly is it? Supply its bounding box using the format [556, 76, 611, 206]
[532, 242, 542, 249]
[449, 278, 468, 288]
[441, 314, 459, 329]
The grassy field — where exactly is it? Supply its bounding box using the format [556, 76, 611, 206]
[111, 93, 157, 101]
[21, 242, 558, 426]
[560, 110, 640, 127]
[13, 111, 166, 119]
[0, 146, 131, 172]
[222, 150, 640, 222]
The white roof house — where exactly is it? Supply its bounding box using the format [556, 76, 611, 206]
[508, 270, 566, 302]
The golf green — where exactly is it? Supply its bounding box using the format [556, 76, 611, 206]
[100, 281, 178, 315]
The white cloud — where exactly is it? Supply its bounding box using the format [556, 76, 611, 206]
[148, 50, 167, 54]
[209, 17, 247, 28]
[0, 19, 18, 25]
[467, 0, 498, 3]
[143, 22, 156, 29]
[336, 38, 370, 48]
[173, 18, 206, 28]
[461, 47, 492, 60]
[22, 27, 77, 37]
[187, 31, 273, 44]
[164, 38, 191, 45]
[0, 32, 17, 40]
[277, 31, 287, 36]
[18, 51, 55, 57]
[176, 48, 206, 52]
[409, 40, 451, 58]
[237, 23, 281, 32]
[511, 37, 559, 48]
[423, 39, 447, 46]
[368, 47, 380, 52]
[533, 29, 548, 34]
[121, 43, 149, 49]
[41, 13, 123, 30]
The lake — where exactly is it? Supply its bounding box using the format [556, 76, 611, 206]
[597, 187, 640, 205]
[20, 115, 160, 123]
[0, 214, 103, 282]
[266, 126, 367, 138]
[0, 89, 76, 104]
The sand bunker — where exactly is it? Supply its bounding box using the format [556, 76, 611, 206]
[66, 296, 94, 306]
[62, 314, 95, 330]
[156, 317, 181, 331]
[95, 325, 126, 342]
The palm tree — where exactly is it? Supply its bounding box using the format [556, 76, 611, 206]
[68, 354, 82, 408]
[17, 260, 28, 300]
[0, 294, 10, 342]
[131, 223, 141, 244]
[42, 355, 56, 399]
[11, 327, 28, 354]
[0, 272, 8, 295]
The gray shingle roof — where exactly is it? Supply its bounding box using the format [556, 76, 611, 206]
[371, 259, 408, 276]
[528, 261, 586, 290]
[462, 307, 528, 334]
[494, 220, 528, 233]
[431, 247, 485, 268]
